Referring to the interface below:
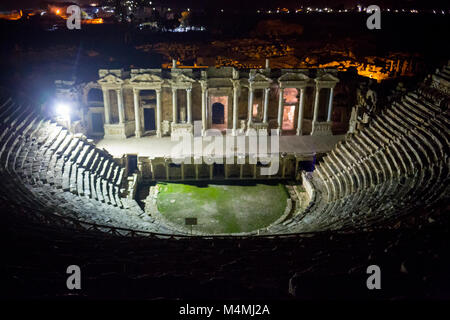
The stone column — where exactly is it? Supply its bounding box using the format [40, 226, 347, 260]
[150, 162, 155, 180]
[313, 86, 320, 122]
[133, 88, 141, 138]
[165, 162, 169, 180]
[156, 88, 162, 137]
[232, 82, 239, 135]
[277, 87, 284, 131]
[296, 87, 305, 135]
[102, 88, 111, 124]
[201, 83, 207, 134]
[327, 87, 334, 122]
[263, 87, 270, 124]
[247, 87, 254, 126]
[186, 88, 192, 124]
[116, 88, 125, 124]
[172, 87, 177, 123]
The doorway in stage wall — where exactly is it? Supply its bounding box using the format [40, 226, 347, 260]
[282, 88, 298, 134]
[143, 108, 156, 131]
[128, 154, 138, 174]
[210, 96, 228, 132]
[282, 105, 295, 131]
[92, 112, 104, 134]
[212, 103, 224, 124]
[213, 163, 225, 179]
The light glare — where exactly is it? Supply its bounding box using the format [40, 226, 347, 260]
[56, 102, 70, 118]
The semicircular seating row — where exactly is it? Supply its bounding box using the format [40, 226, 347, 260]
[0, 89, 180, 236]
[267, 66, 450, 234]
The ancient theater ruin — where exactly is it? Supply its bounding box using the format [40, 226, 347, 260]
[0, 61, 448, 235]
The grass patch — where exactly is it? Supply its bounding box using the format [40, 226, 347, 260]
[156, 182, 288, 234]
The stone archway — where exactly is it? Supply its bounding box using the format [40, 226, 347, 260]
[210, 96, 228, 131]
[82, 81, 103, 106]
[87, 88, 103, 104]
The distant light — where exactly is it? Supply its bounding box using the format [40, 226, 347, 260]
[55, 102, 70, 118]
[56, 9, 60, 15]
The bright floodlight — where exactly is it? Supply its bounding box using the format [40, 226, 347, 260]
[55, 102, 70, 118]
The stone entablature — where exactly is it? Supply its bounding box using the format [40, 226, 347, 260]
[248, 122, 269, 136]
[311, 121, 333, 136]
[58, 63, 340, 139]
[171, 122, 194, 139]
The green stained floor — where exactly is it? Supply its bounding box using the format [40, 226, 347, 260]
[156, 182, 289, 234]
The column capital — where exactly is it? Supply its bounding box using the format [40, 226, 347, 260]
[186, 87, 192, 93]
[199, 80, 208, 91]
[133, 88, 140, 94]
[155, 87, 162, 93]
